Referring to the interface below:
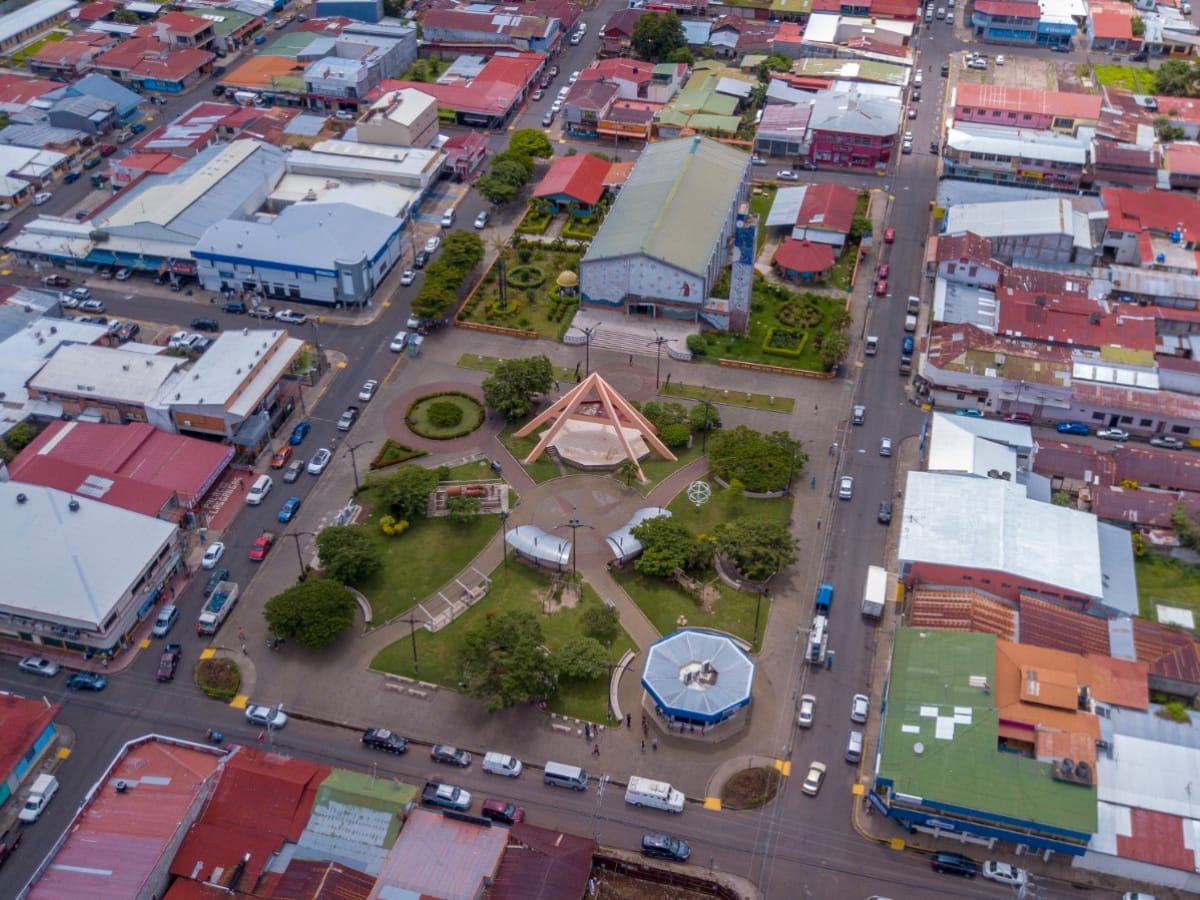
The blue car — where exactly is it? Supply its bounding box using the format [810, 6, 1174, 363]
[954, 408, 984, 418]
[1056, 422, 1090, 435]
[67, 672, 107, 691]
[288, 421, 311, 445]
[278, 496, 302, 523]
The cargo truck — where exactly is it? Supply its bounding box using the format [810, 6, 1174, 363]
[197, 581, 239, 635]
[625, 776, 685, 813]
[862, 565, 887, 619]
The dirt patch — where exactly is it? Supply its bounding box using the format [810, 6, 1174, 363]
[538, 577, 580, 613]
[719, 766, 782, 810]
[593, 871, 715, 899]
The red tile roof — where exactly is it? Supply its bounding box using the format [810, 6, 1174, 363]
[870, 0, 921, 17]
[490, 824, 594, 900]
[934, 230, 994, 264]
[1101, 186, 1200, 244]
[1113, 445, 1200, 493]
[973, 0, 1041, 16]
[773, 238, 836, 274]
[76, 0, 118, 20]
[1118, 808, 1198, 873]
[1154, 96, 1200, 124]
[601, 7, 646, 38]
[1091, 485, 1200, 528]
[158, 11, 210, 33]
[1091, 9, 1133, 39]
[954, 83, 1101, 122]
[368, 53, 542, 116]
[534, 153, 610, 206]
[795, 182, 857, 234]
[1165, 142, 1200, 176]
[421, 8, 552, 40]
[995, 291, 1157, 351]
[590, 57, 654, 85]
[1132, 618, 1200, 685]
[1032, 439, 1116, 484]
[0, 73, 59, 109]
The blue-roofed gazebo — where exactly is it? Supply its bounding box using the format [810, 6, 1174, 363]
[641, 629, 754, 728]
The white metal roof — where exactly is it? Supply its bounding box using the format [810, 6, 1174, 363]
[0, 313, 108, 411]
[29, 344, 183, 404]
[926, 412, 1026, 477]
[164, 330, 304, 417]
[946, 123, 1088, 166]
[944, 196, 1078, 239]
[898, 470, 1105, 599]
[0, 0, 75, 44]
[0, 480, 178, 629]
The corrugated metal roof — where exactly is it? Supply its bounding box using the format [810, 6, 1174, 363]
[369, 808, 508, 900]
[583, 137, 746, 276]
[490, 823, 593, 900]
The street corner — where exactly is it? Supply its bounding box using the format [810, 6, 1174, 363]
[230, 693, 249, 710]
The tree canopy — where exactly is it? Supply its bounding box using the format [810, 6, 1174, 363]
[1155, 59, 1200, 97]
[714, 518, 797, 582]
[509, 128, 554, 160]
[315, 524, 382, 584]
[582, 602, 621, 643]
[631, 12, 686, 62]
[264, 578, 357, 649]
[555, 636, 609, 680]
[374, 463, 439, 519]
[482, 355, 554, 420]
[708, 426, 807, 493]
[631, 514, 709, 577]
[459, 610, 557, 711]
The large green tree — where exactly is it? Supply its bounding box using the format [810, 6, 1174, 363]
[714, 518, 797, 582]
[631, 514, 708, 577]
[820, 332, 849, 369]
[459, 610, 557, 711]
[631, 11, 686, 62]
[708, 426, 806, 493]
[441, 230, 485, 271]
[375, 463, 439, 519]
[582, 602, 621, 643]
[315, 524, 382, 584]
[476, 172, 523, 206]
[264, 579, 357, 649]
[1155, 59, 1199, 97]
[482, 355, 554, 420]
[554, 636, 609, 679]
[509, 128, 554, 160]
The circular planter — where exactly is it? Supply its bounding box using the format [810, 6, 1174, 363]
[405, 391, 485, 440]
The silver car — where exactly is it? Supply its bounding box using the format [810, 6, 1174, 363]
[308, 448, 331, 475]
[838, 475, 854, 500]
[19, 656, 60, 677]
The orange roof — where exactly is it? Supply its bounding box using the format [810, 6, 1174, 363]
[220, 54, 304, 90]
[1166, 142, 1200, 176]
[994, 640, 1101, 741]
[533, 153, 610, 206]
[954, 82, 1101, 122]
[1091, 9, 1133, 40]
[1154, 96, 1200, 124]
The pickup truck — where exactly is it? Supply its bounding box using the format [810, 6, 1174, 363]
[198, 581, 239, 634]
[422, 781, 472, 812]
[0, 828, 21, 868]
[157, 643, 181, 681]
[336, 406, 359, 431]
[249, 530, 276, 561]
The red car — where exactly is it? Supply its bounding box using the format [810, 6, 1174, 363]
[877, 263, 890, 279]
[884, 227, 896, 244]
[99, 143, 118, 157]
[249, 531, 276, 561]
[875, 279, 888, 296]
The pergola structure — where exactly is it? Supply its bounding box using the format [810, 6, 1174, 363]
[512, 372, 675, 482]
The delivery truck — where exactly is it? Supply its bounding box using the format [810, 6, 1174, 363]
[862, 565, 887, 619]
[197, 581, 239, 635]
[625, 776, 685, 813]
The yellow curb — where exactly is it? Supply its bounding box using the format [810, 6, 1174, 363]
[230, 694, 248, 709]
[57, 745, 71, 759]
[199, 647, 217, 659]
[703, 796, 722, 810]
[775, 759, 791, 777]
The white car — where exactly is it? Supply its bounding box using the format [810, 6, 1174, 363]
[879, 437, 892, 457]
[400, 269, 416, 286]
[201, 541, 226, 569]
[358, 379, 378, 402]
[474, 210, 489, 229]
[18, 656, 60, 677]
[551, 100, 563, 113]
[982, 861, 1027, 886]
[903, 130, 913, 143]
[275, 309, 308, 325]
[308, 448, 331, 475]
[1097, 427, 1130, 442]
[851, 693, 869, 724]
[798, 694, 816, 728]
[568, 70, 580, 84]
[389, 330, 409, 352]
[801, 761, 827, 796]
[115, 267, 132, 281]
[245, 703, 288, 728]
[838, 475, 854, 500]
[34, 191, 53, 205]
[995, 54, 1006, 65]
[776, 170, 800, 181]
[168, 330, 191, 349]
[424, 235, 441, 254]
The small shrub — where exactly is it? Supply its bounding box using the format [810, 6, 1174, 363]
[506, 265, 546, 289]
[660, 422, 691, 448]
[428, 400, 464, 428]
[380, 515, 410, 537]
[686, 334, 707, 356]
[196, 657, 241, 699]
[371, 438, 426, 470]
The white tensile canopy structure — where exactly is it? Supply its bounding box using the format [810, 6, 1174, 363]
[512, 372, 676, 482]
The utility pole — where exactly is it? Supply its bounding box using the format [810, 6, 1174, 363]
[346, 440, 373, 490]
[647, 332, 668, 390]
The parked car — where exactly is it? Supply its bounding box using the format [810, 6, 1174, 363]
[851, 693, 869, 723]
[1150, 435, 1185, 450]
[270, 447, 293, 470]
[874, 279, 888, 296]
[153, 604, 180, 636]
[115, 267, 132, 281]
[877, 263, 889, 279]
[42, 275, 71, 288]
[190, 317, 219, 332]
[400, 269, 416, 286]
[362, 728, 408, 753]
[249, 304, 274, 318]
[481, 798, 525, 825]
[878, 501, 892, 524]
[797, 694, 816, 728]
[389, 330, 409, 352]
[275, 309, 308, 325]
[288, 421, 311, 445]
[982, 861, 1026, 886]
[1056, 422, 1090, 436]
[931, 851, 978, 878]
[79, 299, 106, 313]
[884, 227, 896, 243]
[474, 210, 490, 229]
[157, 644, 181, 681]
[413, 250, 429, 269]
[223, 299, 247, 314]
[852, 404, 865, 425]
[431, 744, 473, 767]
[19, 657, 59, 677]
[202, 569, 228, 598]
[801, 761, 827, 796]
[99, 143, 117, 157]
[424, 236, 441, 254]
[277, 496, 302, 523]
[954, 408, 983, 418]
[641, 834, 690, 861]
[283, 459, 304, 483]
[358, 380, 378, 402]
[879, 437, 892, 456]
[838, 475, 854, 500]
[1097, 427, 1130, 442]
[201, 541, 226, 569]
[67, 671, 107, 691]
[308, 448, 332, 475]
[776, 170, 800, 182]
[245, 704, 288, 728]
[249, 531, 275, 561]
[34, 191, 53, 205]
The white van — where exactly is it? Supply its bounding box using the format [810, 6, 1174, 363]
[152, 604, 179, 637]
[904, 313, 918, 333]
[440, 208, 455, 228]
[543, 761, 588, 791]
[483, 752, 523, 777]
[246, 474, 272, 505]
[625, 776, 685, 813]
[19, 774, 59, 823]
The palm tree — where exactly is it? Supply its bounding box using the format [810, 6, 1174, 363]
[617, 458, 641, 487]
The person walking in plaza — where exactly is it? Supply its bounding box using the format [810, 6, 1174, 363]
[592, 743, 600, 757]
[641, 740, 646, 753]
[651, 738, 658, 752]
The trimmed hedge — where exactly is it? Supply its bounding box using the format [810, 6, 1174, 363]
[761, 327, 809, 359]
[371, 438, 426, 470]
[405, 391, 485, 440]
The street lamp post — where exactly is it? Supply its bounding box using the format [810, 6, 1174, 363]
[499, 510, 509, 571]
[346, 440, 373, 490]
[699, 392, 717, 452]
[568, 324, 598, 377]
[556, 514, 594, 580]
[647, 332, 668, 390]
[405, 603, 420, 675]
[753, 586, 768, 647]
[287, 530, 317, 582]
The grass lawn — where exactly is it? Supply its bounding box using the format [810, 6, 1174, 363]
[1136, 555, 1200, 620]
[1092, 65, 1156, 94]
[498, 423, 562, 483]
[406, 392, 484, 440]
[659, 380, 796, 414]
[666, 485, 793, 536]
[457, 353, 576, 383]
[370, 564, 635, 722]
[749, 185, 777, 254]
[612, 568, 769, 650]
[354, 486, 500, 622]
[459, 247, 583, 339]
[688, 276, 847, 373]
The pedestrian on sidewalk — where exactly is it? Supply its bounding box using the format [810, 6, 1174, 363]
[814, 403, 819, 412]
[810, 476, 817, 490]
[592, 743, 600, 757]
[816, 517, 822, 530]
[641, 715, 648, 735]
[238, 626, 246, 641]
[641, 740, 646, 753]
[625, 713, 632, 728]
[827, 650, 835, 671]
[628, 354, 633, 365]
[651, 738, 658, 752]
